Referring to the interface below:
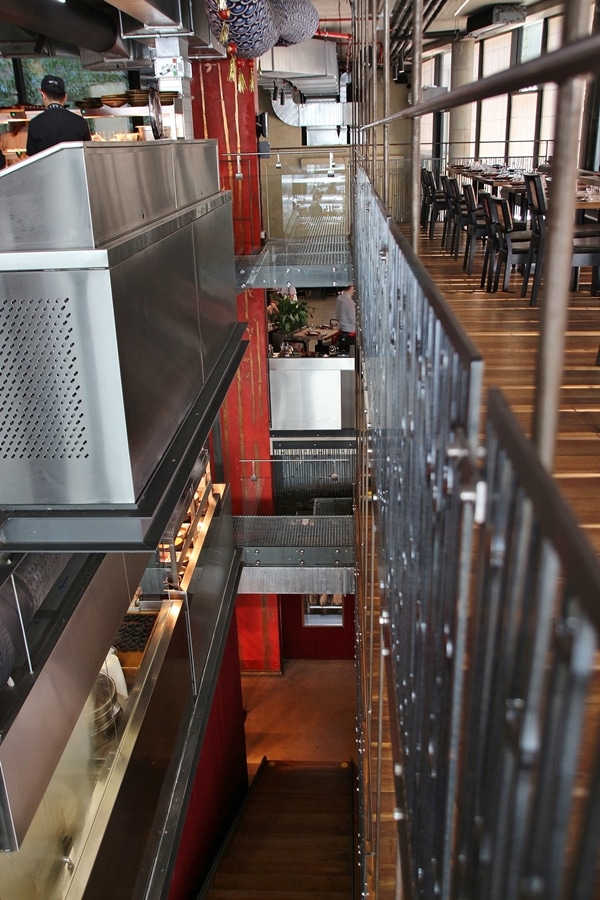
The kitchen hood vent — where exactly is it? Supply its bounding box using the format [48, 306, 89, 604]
[104, 0, 182, 28]
[118, 0, 225, 55]
[466, 4, 526, 38]
[81, 37, 154, 70]
[0, 141, 246, 552]
[0, 0, 130, 58]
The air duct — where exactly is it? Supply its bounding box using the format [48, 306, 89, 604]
[466, 4, 526, 39]
[0, 0, 129, 57]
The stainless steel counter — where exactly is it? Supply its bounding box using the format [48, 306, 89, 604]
[269, 356, 355, 431]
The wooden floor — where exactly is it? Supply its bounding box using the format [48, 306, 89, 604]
[412, 224, 600, 557]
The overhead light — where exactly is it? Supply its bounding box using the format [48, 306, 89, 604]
[235, 155, 243, 180]
[454, 0, 470, 16]
[275, 152, 281, 169]
[272, 82, 278, 101]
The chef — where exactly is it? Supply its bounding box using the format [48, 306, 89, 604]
[26, 74, 91, 156]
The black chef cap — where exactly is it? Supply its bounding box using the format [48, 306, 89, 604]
[41, 75, 65, 97]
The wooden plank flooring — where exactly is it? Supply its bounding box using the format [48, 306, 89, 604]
[413, 226, 600, 556]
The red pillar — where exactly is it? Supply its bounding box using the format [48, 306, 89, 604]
[191, 58, 281, 673]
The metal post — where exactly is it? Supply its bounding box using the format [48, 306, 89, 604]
[533, 0, 591, 470]
[371, 0, 378, 185]
[382, 0, 391, 210]
[410, 0, 423, 251]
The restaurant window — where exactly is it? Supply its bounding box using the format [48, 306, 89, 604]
[0, 59, 17, 106]
[519, 20, 543, 62]
[539, 82, 558, 162]
[420, 56, 437, 158]
[546, 15, 564, 52]
[478, 33, 512, 160]
[508, 90, 539, 165]
[303, 594, 344, 626]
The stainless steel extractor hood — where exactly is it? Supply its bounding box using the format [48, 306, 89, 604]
[0, 141, 247, 552]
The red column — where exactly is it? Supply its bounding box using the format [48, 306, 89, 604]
[191, 59, 281, 673]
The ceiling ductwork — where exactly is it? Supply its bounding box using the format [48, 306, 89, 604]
[258, 39, 339, 99]
[0, 0, 129, 58]
[103, 0, 182, 27]
[466, 4, 526, 38]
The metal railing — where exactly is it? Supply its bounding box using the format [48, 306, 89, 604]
[353, 167, 600, 898]
[354, 167, 484, 897]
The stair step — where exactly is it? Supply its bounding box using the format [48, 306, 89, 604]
[213, 872, 353, 892]
[227, 832, 352, 855]
[218, 856, 351, 876]
[245, 795, 351, 813]
[207, 891, 349, 899]
[239, 811, 352, 832]
[202, 761, 355, 898]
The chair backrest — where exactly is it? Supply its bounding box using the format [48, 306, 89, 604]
[421, 167, 431, 197]
[479, 190, 497, 237]
[426, 168, 439, 194]
[448, 177, 462, 203]
[463, 183, 478, 213]
[524, 172, 547, 216]
[492, 196, 515, 236]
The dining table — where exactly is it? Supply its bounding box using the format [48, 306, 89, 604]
[293, 324, 340, 354]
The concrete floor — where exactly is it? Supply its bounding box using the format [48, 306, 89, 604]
[242, 659, 358, 780]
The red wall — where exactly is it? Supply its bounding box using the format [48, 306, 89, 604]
[281, 594, 356, 660]
[191, 58, 281, 674]
[168, 615, 248, 900]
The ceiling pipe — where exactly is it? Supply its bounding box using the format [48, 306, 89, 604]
[0, 0, 129, 57]
[316, 29, 352, 39]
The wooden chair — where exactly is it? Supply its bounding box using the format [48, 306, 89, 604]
[523, 173, 600, 306]
[446, 177, 470, 258]
[420, 167, 435, 231]
[491, 196, 531, 293]
[439, 174, 453, 249]
[479, 191, 500, 291]
[425, 169, 447, 240]
[462, 183, 487, 275]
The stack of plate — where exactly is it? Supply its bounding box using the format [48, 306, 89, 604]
[75, 97, 102, 109]
[159, 91, 179, 106]
[126, 89, 149, 107]
[101, 93, 127, 108]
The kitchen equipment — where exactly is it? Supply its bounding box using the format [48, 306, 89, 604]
[89, 672, 121, 750]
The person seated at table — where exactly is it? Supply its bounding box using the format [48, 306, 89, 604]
[336, 285, 356, 355]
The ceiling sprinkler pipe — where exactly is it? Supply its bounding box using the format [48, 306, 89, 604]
[316, 29, 352, 39]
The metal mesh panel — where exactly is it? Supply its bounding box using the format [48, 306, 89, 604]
[0, 295, 87, 460]
[355, 167, 484, 897]
[233, 515, 353, 548]
[451, 389, 600, 899]
[272, 444, 356, 514]
[313, 497, 354, 516]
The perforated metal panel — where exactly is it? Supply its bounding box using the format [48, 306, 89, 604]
[0, 267, 134, 507]
[0, 295, 87, 461]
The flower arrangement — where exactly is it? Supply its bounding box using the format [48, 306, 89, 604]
[267, 291, 313, 335]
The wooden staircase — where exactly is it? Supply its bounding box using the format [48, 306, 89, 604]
[201, 759, 356, 899]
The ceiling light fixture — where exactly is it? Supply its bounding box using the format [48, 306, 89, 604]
[455, 0, 470, 15]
